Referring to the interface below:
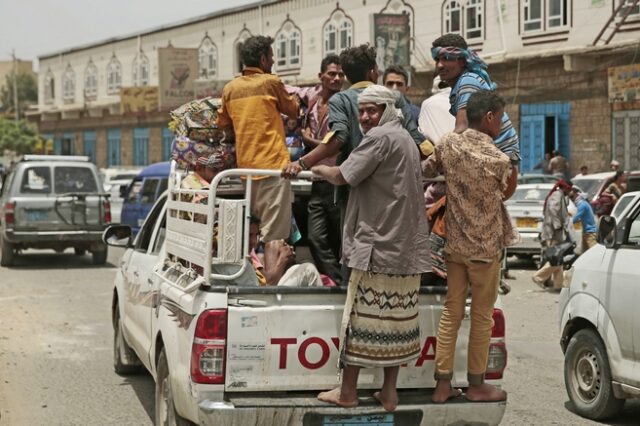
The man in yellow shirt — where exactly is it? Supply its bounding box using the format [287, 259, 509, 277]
[216, 35, 300, 266]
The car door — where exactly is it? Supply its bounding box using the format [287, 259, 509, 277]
[600, 200, 640, 381]
[121, 195, 167, 365]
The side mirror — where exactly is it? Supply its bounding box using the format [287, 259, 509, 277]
[103, 224, 133, 247]
[597, 215, 618, 248]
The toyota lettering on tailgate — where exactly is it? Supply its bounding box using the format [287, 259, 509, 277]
[270, 336, 437, 370]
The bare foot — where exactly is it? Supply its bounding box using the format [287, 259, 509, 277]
[318, 388, 359, 408]
[432, 381, 462, 403]
[373, 390, 398, 412]
[466, 383, 507, 402]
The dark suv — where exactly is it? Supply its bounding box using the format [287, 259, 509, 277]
[0, 155, 111, 266]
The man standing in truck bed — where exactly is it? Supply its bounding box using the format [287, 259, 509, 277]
[216, 35, 299, 267]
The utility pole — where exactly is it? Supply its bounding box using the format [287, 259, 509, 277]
[12, 49, 19, 121]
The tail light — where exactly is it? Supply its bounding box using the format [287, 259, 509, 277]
[191, 309, 227, 384]
[486, 309, 507, 380]
[4, 202, 15, 225]
[103, 199, 111, 224]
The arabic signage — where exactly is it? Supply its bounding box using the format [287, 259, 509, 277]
[158, 47, 198, 109]
[373, 13, 411, 74]
[608, 63, 640, 103]
[120, 86, 159, 114]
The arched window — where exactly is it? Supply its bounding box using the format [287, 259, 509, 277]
[132, 51, 149, 87]
[107, 55, 122, 94]
[234, 28, 252, 74]
[44, 69, 55, 104]
[198, 37, 218, 79]
[84, 60, 98, 100]
[274, 18, 302, 72]
[323, 7, 354, 56]
[62, 64, 75, 103]
[442, 0, 484, 41]
[444, 1, 462, 34]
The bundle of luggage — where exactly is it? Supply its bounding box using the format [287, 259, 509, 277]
[167, 97, 237, 172]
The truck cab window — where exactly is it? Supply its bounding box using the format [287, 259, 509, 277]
[135, 196, 167, 252]
[20, 167, 51, 194]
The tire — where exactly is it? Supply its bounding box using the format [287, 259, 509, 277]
[92, 246, 108, 265]
[564, 328, 625, 420]
[113, 307, 143, 375]
[74, 248, 86, 256]
[0, 235, 15, 267]
[155, 348, 193, 426]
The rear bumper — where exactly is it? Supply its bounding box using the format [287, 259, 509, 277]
[198, 392, 506, 426]
[507, 232, 540, 255]
[5, 229, 106, 244]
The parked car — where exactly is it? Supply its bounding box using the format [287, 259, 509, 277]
[559, 190, 640, 421]
[0, 155, 110, 266]
[505, 183, 579, 259]
[120, 162, 170, 235]
[572, 170, 640, 204]
[99, 168, 141, 192]
[517, 173, 560, 185]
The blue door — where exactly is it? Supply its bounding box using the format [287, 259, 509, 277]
[162, 128, 173, 161]
[133, 127, 149, 166]
[83, 131, 97, 164]
[520, 103, 571, 173]
[107, 129, 121, 167]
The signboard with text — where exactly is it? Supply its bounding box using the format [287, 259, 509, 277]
[608, 63, 640, 103]
[120, 86, 159, 114]
[372, 13, 411, 75]
[158, 47, 199, 109]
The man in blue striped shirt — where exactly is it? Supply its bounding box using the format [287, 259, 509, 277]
[431, 33, 519, 194]
[569, 186, 597, 252]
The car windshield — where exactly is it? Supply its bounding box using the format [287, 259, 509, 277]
[54, 166, 98, 193]
[510, 187, 548, 202]
[571, 178, 602, 201]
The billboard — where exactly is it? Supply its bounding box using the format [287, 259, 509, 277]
[158, 47, 199, 109]
[373, 13, 411, 74]
[608, 63, 640, 103]
[120, 86, 159, 114]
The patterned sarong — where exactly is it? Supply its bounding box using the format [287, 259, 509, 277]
[339, 269, 421, 368]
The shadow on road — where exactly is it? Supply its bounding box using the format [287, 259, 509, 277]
[563, 399, 640, 425]
[3, 251, 117, 269]
[120, 372, 156, 423]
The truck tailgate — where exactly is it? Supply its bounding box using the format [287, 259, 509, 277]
[225, 287, 471, 392]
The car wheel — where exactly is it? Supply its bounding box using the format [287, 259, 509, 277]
[0, 235, 15, 267]
[113, 306, 143, 375]
[564, 328, 625, 420]
[74, 248, 86, 256]
[92, 246, 108, 265]
[155, 348, 193, 426]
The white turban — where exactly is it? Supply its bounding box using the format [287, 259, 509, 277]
[358, 84, 403, 128]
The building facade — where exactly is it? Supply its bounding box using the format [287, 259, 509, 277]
[30, 0, 640, 173]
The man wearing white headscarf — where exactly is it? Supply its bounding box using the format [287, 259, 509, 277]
[312, 85, 431, 412]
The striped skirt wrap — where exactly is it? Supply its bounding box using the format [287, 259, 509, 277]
[339, 269, 421, 369]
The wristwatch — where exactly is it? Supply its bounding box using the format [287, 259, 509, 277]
[298, 158, 310, 171]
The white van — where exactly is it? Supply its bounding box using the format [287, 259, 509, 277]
[559, 191, 640, 420]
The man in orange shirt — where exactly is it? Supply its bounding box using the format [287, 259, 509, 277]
[216, 35, 300, 266]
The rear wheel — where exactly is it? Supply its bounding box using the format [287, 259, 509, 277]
[113, 306, 143, 375]
[92, 246, 108, 265]
[0, 235, 15, 267]
[155, 348, 193, 426]
[74, 248, 86, 256]
[564, 329, 625, 420]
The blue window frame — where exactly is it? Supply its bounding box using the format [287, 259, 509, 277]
[133, 127, 149, 166]
[83, 130, 97, 164]
[107, 129, 121, 167]
[519, 102, 570, 173]
[162, 128, 173, 162]
[62, 132, 75, 155]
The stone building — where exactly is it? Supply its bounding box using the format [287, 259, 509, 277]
[29, 0, 640, 173]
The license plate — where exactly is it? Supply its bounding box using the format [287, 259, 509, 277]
[25, 210, 48, 222]
[322, 414, 394, 426]
[516, 217, 537, 228]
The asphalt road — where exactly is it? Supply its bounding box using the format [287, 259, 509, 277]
[0, 251, 638, 425]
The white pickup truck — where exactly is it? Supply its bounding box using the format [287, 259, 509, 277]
[104, 167, 508, 426]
